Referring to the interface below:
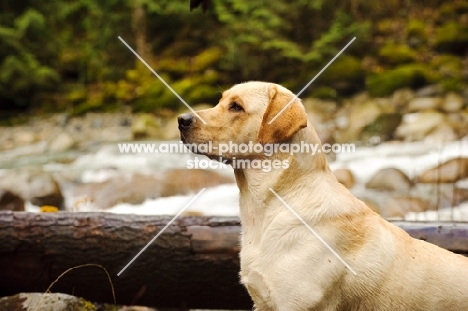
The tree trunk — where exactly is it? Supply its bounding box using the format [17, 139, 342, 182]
[131, 2, 150, 62]
[0, 212, 467, 309]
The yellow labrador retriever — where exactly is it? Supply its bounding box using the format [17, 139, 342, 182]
[178, 81, 468, 310]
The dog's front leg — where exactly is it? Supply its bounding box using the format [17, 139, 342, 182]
[252, 303, 275, 311]
[243, 271, 275, 311]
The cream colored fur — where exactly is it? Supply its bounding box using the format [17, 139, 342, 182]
[179, 81, 468, 310]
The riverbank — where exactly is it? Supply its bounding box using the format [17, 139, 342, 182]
[0, 87, 467, 220]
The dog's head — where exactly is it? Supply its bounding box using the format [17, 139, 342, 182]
[178, 81, 307, 160]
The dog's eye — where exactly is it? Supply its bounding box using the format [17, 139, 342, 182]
[229, 102, 244, 112]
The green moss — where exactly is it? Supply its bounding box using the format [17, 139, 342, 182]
[309, 86, 337, 99]
[406, 19, 427, 47]
[379, 43, 417, 65]
[201, 69, 219, 84]
[376, 19, 396, 35]
[434, 22, 468, 54]
[71, 93, 103, 115]
[188, 84, 219, 101]
[407, 19, 427, 38]
[66, 85, 87, 102]
[366, 64, 439, 97]
[431, 54, 463, 77]
[440, 78, 464, 92]
[318, 55, 364, 94]
[192, 47, 223, 70]
[78, 298, 98, 311]
[438, 1, 468, 22]
[430, 55, 464, 92]
[320, 55, 364, 83]
[114, 80, 134, 100]
[133, 81, 176, 112]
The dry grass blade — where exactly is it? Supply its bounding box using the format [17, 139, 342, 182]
[32, 263, 116, 311]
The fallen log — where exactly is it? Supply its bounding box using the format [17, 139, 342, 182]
[0, 212, 467, 309]
[0, 212, 249, 310]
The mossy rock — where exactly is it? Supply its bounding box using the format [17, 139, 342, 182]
[406, 19, 428, 47]
[309, 86, 337, 99]
[434, 22, 468, 54]
[431, 54, 463, 76]
[66, 85, 87, 102]
[192, 47, 223, 70]
[131, 113, 160, 139]
[438, 1, 468, 23]
[379, 43, 417, 65]
[0, 293, 98, 311]
[72, 94, 104, 115]
[114, 80, 135, 100]
[366, 64, 439, 97]
[376, 19, 397, 35]
[317, 55, 364, 94]
[361, 112, 403, 143]
[187, 84, 220, 101]
[440, 78, 465, 93]
[133, 79, 179, 112]
[200, 69, 220, 84]
[430, 55, 464, 92]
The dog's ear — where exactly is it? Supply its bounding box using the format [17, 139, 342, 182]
[258, 85, 307, 144]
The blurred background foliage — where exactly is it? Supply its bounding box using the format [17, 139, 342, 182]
[0, 0, 467, 118]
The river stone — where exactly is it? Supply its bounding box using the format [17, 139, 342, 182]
[48, 132, 75, 153]
[424, 123, 458, 142]
[29, 173, 64, 208]
[381, 196, 428, 218]
[366, 168, 412, 192]
[13, 130, 37, 145]
[333, 168, 355, 189]
[0, 293, 97, 311]
[408, 97, 443, 112]
[442, 92, 464, 112]
[361, 112, 403, 144]
[438, 186, 468, 208]
[414, 84, 443, 97]
[158, 115, 181, 140]
[71, 169, 234, 209]
[359, 197, 380, 213]
[0, 170, 64, 209]
[304, 99, 338, 144]
[334, 98, 382, 143]
[160, 169, 234, 197]
[418, 157, 468, 183]
[395, 112, 446, 141]
[391, 88, 415, 110]
[303, 98, 338, 121]
[131, 114, 160, 139]
[72, 173, 163, 209]
[447, 113, 468, 138]
[0, 189, 25, 211]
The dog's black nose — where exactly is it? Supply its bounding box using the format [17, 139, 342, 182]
[178, 113, 194, 129]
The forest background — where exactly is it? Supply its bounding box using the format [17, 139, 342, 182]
[0, 0, 467, 122]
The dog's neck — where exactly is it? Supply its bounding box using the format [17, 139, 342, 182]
[233, 124, 336, 228]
